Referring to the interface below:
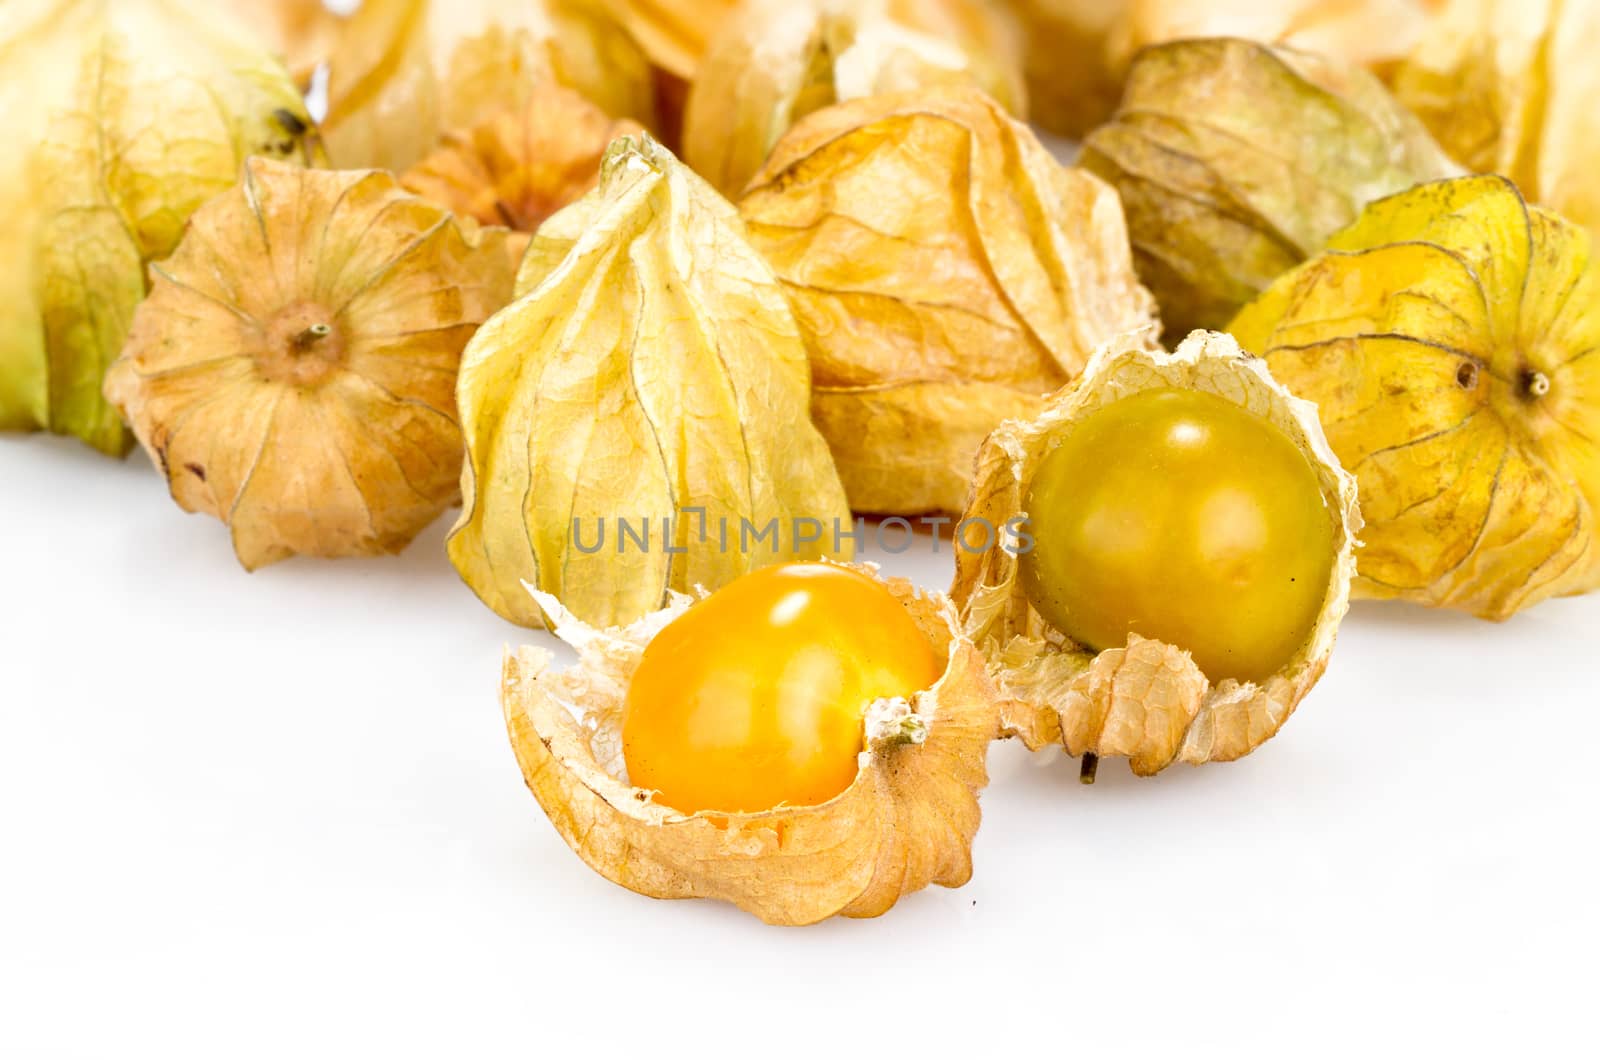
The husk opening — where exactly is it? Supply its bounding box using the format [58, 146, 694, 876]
[502, 569, 1000, 925]
[952, 330, 1361, 774]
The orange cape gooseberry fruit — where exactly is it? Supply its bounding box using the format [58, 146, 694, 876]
[501, 563, 1000, 925]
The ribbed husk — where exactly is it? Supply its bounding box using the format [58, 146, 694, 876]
[502, 569, 1000, 925]
[1081, 38, 1461, 341]
[1394, 0, 1600, 241]
[400, 84, 643, 262]
[0, 0, 316, 456]
[951, 331, 1361, 775]
[322, 0, 655, 173]
[103, 159, 517, 570]
[1229, 176, 1600, 619]
[449, 135, 852, 630]
[683, 0, 1026, 197]
[740, 85, 1160, 517]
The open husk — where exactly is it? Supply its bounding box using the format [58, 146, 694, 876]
[739, 85, 1160, 517]
[1080, 38, 1461, 340]
[1229, 176, 1600, 619]
[1394, 0, 1600, 240]
[103, 159, 517, 570]
[683, 0, 1027, 197]
[322, 0, 655, 173]
[951, 331, 1360, 775]
[502, 569, 1000, 925]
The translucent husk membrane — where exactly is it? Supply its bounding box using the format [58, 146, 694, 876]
[0, 0, 317, 455]
[103, 158, 517, 569]
[449, 135, 852, 630]
[502, 569, 1000, 925]
[739, 84, 1159, 517]
[1080, 38, 1461, 340]
[1229, 176, 1600, 619]
[952, 331, 1361, 776]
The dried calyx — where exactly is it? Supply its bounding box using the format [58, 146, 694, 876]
[1229, 176, 1600, 619]
[401, 83, 643, 259]
[1080, 37, 1461, 339]
[502, 569, 1000, 925]
[103, 158, 516, 569]
[739, 84, 1159, 517]
[449, 135, 852, 630]
[951, 331, 1361, 777]
[0, 0, 316, 455]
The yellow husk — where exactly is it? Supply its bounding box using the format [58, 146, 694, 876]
[322, 0, 655, 172]
[684, 0, 1027, 197]
[449, 135, 852, 630]
[1394, 0, 1600, 240]
[502, 570, 1000, 925]
[103, 159, 517, 570]
[1080, 38, 1461, 339]
[740, 85, 1160, 516]
[951, 331, 1361, 774]
[1229, 176, 1600, 619]
[0, 0, 316, 455]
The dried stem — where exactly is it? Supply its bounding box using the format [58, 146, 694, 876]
[1079, 752, 1099, 785]
[293, 323, 334, 353]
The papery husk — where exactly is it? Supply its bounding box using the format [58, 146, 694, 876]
[684, 0, 1027, 197]
[0, 0, 317, 456]
[449, 135, 852, 630]
[951, 331, 1361, 775]
[401, 84, 643, 261]
[740, 85, 1160, 516]
[322, 0, 655, 173]
[1229, 176, 1600, 619]
[223, 0, 340, 86]
[103, 159, 517, 569]
[1394, 0, 1600, 240]
[1080, 38, 1462, 340]
[502, 570, 1000, 925]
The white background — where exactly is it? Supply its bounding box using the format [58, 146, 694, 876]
[2, 434, 1595, 1057]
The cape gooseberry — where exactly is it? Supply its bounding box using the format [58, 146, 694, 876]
[622, 563, 942, 815]
[1020, 388, 1335, 684]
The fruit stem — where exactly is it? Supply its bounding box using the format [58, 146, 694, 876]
[293, 323, 334, 353]
[1079, 752, 1099, 785]
[1525, 370, 1551, 398]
